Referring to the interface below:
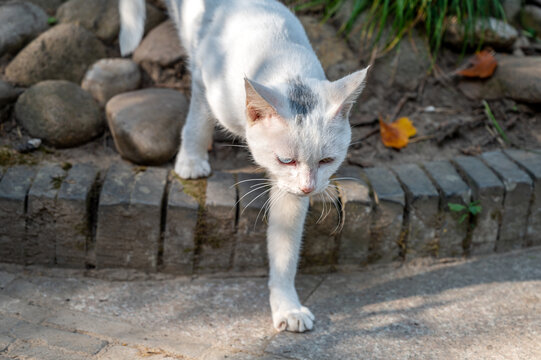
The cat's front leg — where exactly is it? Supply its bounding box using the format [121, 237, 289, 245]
[267, 186, 314, 332]
[174, 76, 214, 179]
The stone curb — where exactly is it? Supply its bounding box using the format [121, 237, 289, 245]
[0, 149, 540, 274]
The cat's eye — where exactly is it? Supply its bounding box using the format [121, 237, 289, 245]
[277, 156, 296, 165]
[319, 157, 334, 165]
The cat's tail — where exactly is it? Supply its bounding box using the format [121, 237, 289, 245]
[119, 0, 146, 56]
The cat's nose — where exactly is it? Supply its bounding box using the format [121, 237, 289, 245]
[300, 186, 314, 194]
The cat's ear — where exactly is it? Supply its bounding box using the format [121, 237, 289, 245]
[328, 66, 370, 119]
[244, 78, 285, 125]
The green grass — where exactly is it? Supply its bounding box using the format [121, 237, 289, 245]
[483, 100, 509, 144]
[295, 0, 506, 59]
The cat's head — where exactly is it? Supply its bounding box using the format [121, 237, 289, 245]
[244, 68, 369, 196]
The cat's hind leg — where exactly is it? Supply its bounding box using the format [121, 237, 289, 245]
[267, 187, 315, 332]
[174, 76, 214, 179]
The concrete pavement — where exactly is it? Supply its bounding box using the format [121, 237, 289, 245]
[0, 247, 540, 359]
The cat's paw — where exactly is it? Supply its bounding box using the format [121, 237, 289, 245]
[174, 156, 211, 179]
[272, 305, 315, 333]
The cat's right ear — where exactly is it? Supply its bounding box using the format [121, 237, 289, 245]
[244, 78, 284, 125]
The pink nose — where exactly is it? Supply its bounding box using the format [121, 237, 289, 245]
[301, 186, 314, 194]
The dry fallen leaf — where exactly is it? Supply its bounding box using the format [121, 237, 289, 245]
[457, 50, 497, 79]
[380, 117, 417, 149]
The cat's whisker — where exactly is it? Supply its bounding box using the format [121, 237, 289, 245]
[218, 144, 249, 148]
[250, 180, 276, 188]
[260, 187, 286, 227]
[319, 190, 334, 224]
[315, 192, 327, 224]
[325, 187, 344, 234]
[230, 178, 271, 188]
[255, 194, 274, 230]
[234, 184, 270, 209]
[241, 187, 272, 217]
[259, 188, 282, 227]
[332, 177, 364, 182]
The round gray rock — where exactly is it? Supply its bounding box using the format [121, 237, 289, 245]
[522, 5, 541, 36]
[15, 80, 104, 148]
[82, 58, 141, 107]
[57, 0, 165, 42]
[106, 88, 189, 165]
[445, 17, 518, 50]
[5, 23, 108, 86]
[0, 1, 48, 55]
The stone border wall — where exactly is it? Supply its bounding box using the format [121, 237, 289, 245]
[0, 149, 539, 274]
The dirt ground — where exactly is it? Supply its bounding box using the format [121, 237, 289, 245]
[2, 76, 540, 175]
[1, 18, 540, 174]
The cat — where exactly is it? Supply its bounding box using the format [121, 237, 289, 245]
[119, 0, 368, 333]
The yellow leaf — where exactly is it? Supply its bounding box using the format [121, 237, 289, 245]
[395, 117, 417, 137]
[379, 117, 417, 149]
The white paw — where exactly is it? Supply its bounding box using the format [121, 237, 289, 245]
[174, 156, 211, 179]
[272, 305, 315, 333]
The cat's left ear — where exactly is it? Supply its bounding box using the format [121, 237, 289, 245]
[328, 66, 370, 119]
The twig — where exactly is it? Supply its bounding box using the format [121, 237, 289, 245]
[390, 92, 416, 120]
[349, 128, 380, 149]
[409, 135, 434, 144]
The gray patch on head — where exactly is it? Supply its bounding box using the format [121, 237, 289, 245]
[288, 78, 317, 117]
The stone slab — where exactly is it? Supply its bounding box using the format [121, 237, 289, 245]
[423, 160, 471, 257]
[234, 173, 269, 271]
[453, 156, 504, 254]
[393, 164, 440, 259]
[96, 164, 167, 270]
[504, 149, 541, 247]
[55, 163, 98, 268]
[26, 163, 65, 265]
[335, 166, 372, 265]
[481, 150, 532, 251]
[4, 341, 92, 360]
[0, 166, 35, 264]
[364, 167, 404, 262]
[302, 184, 341, 268]
[10, 321, 107, 355]
[163, 177, 198, 274]
[198, 171, 236, 273]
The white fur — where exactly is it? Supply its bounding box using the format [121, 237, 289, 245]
[119, 0, 368, 333]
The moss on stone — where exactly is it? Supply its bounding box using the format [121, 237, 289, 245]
[171, 171, 207, 207]
[0, 146, 39, 166]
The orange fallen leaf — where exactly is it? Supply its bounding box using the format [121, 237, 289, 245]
[380, 117, 417, 149]
[457, 50, 497, 79]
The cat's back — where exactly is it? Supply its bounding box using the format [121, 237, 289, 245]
[197, 0, 310, 49]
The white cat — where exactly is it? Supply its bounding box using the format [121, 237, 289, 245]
[120, 0, 368, 332]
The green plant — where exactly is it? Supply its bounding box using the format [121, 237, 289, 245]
[483, 100, 509, 144]
[295, 0, 506, 59]
[50, 175, 66, 190]
[448, 201, 482, 224]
